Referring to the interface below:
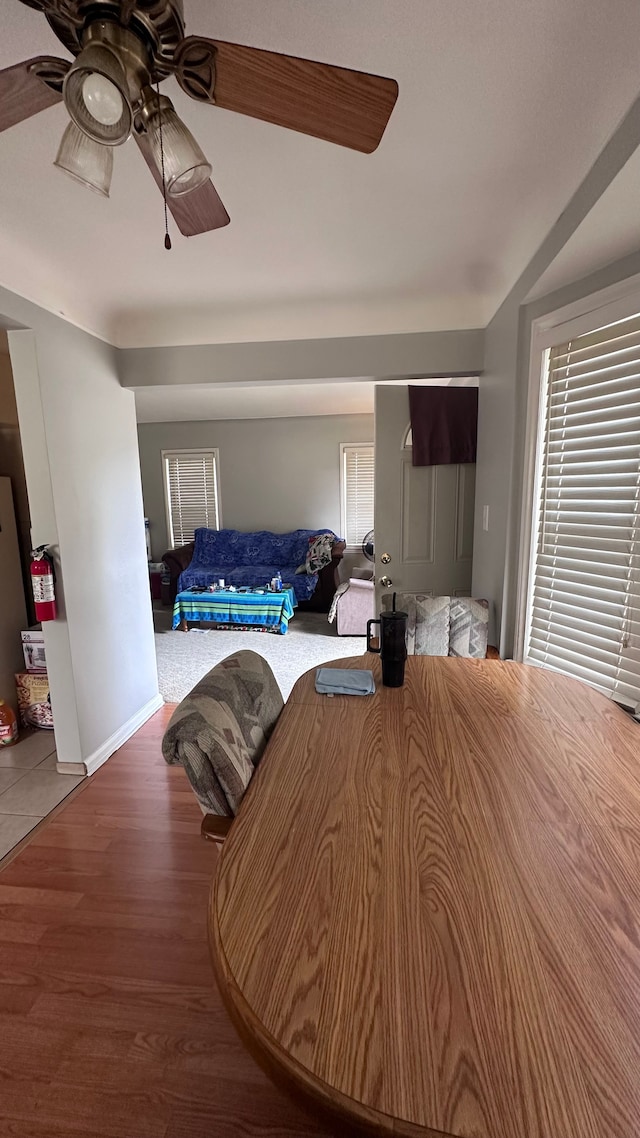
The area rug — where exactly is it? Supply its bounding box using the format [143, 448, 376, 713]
[154, 609, 367, 703]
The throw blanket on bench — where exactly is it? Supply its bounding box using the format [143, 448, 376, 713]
[328, 581, 350, 623]
[162, 651, 284, 816]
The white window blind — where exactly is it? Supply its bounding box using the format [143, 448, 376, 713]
[341, 444, 374, 548]
[525, 312, 640, 710]
[163, 449, 220, 547]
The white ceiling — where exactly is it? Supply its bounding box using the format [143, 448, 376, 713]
[135, 379, 377, 422]
[134, 374, 478, 422]
[2, 0, 640, 348]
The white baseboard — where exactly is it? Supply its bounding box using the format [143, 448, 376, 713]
[83, 692, 164, 776]
[55, 761, 86, 776]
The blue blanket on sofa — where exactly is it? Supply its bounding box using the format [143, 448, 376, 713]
[178, 528, 339, 602]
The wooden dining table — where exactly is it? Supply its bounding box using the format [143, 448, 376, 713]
[209, 655, 640, 1138]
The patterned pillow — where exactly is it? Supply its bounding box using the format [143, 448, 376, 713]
[296, 532, 335, 575]
[390, 594, 450, 656]
[449, 598, 489, 658]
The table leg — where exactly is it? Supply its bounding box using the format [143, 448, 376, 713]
[179, 618, 189, 632]
[201, 814, 234, 844]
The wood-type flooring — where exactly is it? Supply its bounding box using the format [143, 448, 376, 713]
[0, 705, 332, 1138]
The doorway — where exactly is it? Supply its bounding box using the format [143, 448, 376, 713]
[374, 381, 478, 606]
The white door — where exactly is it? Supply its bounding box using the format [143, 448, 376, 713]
[374, 386, 476, 607]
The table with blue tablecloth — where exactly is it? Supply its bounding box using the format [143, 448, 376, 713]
[172, 586, 297, 635]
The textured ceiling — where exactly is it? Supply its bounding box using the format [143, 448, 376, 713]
[1, 0, 640, 347]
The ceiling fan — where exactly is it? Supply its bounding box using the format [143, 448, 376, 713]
[0, 1, 399, 239]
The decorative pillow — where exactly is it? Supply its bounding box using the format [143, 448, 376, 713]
[449, 598, 489, 658]
[296, 532, 335, 575]
[389, 594, 450, 656]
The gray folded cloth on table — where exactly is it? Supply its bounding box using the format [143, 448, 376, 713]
[315, 668, 376, 696]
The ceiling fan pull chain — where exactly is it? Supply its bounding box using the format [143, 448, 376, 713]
[155, 79, 172, 251]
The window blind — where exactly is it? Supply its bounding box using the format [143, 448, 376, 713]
[342, 445, 375, 548]
[525, 312, 640, 710]
[163, 450, 220, 547]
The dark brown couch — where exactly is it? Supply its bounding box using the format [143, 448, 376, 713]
[162, 538, 345, 613]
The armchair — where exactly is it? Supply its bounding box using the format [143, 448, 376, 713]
[335, 576, 376, 636]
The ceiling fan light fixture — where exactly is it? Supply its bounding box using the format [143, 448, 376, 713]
[146, 96, 211, 196]
[81, 72, 124, 127]
[54, 121, 113, 197]
[63, 42, 132, 145]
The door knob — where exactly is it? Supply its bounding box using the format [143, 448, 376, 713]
[379, 575, 393, 588]
[381, 553, 391, 564]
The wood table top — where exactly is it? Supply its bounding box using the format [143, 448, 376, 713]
[209, 656, 640, 1138]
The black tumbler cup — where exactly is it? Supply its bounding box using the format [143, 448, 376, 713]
[366, 608, 408, 687]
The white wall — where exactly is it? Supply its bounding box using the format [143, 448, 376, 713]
[1, 291, 159, 771]
[137, 413, 374, 562]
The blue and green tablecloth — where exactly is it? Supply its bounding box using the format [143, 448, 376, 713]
[173, 587, 297, 635]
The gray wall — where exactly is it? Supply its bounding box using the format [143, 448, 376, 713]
[0, 477, 27, 715]
[472, 90, 640, 655]
[1, 292, 159, 770]
[471, 295, 520, 651]
[138, 413, 374, 561]
[0, 339, 31, 616]
[509, 251, 640, 654]
[120, 330, 484, 389]
[474, 250, 640, 655]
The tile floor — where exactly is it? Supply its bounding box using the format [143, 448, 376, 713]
[0, 730, 85, 860]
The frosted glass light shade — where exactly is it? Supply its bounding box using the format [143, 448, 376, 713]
[147, 105, 211, 196]
[82, 73, 124, 127]
[54, 122, 113, 197]
[63, 43, 132, 145]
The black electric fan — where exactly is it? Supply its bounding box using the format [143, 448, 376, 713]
[362, 530, 375, 561]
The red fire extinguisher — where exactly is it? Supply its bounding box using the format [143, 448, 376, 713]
[30, 546, 57, 622]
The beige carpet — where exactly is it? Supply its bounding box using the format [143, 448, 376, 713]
[153, 608, 367, 702]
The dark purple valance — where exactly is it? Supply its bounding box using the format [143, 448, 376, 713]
[409, 386, 478, 466]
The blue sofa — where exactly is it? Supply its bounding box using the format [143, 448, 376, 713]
[165, 527, 345, 610]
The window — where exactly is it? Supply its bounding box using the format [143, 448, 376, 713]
[340, 443, 374, 548]
[162, 449, 221, 547]
[523, 311, 640, 711]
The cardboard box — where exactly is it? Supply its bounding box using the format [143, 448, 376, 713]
[21, 626, 46, 673]
[15, 672, 54, 730]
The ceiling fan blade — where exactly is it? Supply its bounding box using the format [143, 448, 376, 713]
[174, 37, 398, 154]
[0, 56, 67, 134]
[134, 130, 230, 237]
